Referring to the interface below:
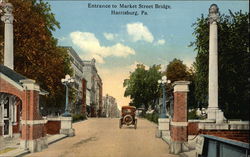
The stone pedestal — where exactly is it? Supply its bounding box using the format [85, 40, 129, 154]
[20, 136, 48, 152]
[156, 118, 170, 138]
[60, 117, 75, 137]
[170, 141, 189, 155]
[207, 108, 224, 124]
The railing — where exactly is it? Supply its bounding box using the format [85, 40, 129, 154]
[198, 134, 249, 157]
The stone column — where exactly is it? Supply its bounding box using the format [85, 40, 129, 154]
[170, 81, 190, 154]
[207, 4, 224, 123]
[1, 3, 14, 70]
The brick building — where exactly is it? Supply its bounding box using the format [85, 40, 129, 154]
[0, 65, 48, 151]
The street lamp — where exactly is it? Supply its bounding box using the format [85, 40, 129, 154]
[61, 74, 74, 117]
[158, 76, 171, 118]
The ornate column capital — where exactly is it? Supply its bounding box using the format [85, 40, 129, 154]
[1, 14, 13, 24]
[1, 2, 14, 24]
[209, 4, 220, 24]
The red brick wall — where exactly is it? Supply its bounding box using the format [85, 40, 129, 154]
[13, 124, 20, 134]
[24, 90, 42, 120]
[46, 121, 61, 135]
[173, 92, 187, 122]
[21, 124, 46, 140]
[171, 91, 188, 142]
[0, 78, 25, 101]
[201, 130, 250, 143]
[188, 122, 199, 135]
[171, 126, 188, 142]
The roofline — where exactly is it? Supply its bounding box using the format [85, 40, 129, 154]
[61, 46, 84, 66]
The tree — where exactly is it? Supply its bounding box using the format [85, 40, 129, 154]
[165, 58, 197, 109]
[165, 58, 190, 82]
[190, 10, 249, 120]
[123, 64, 162, 110]
[0, 0, 72, 113]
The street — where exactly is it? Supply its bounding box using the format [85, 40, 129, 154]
[25, 118, 177, 157]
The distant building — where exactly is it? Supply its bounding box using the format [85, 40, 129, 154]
[64, 46, 84, 114]
[62, 47, 103, 117]
[103, 94, 120, 118]
[82, 59, 103, 117]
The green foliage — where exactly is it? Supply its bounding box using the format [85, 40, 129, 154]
[188, 109, 200, 120]
[144, 112, 159, 124]
[123, 64, 162, 110]
[165, 58, 197, 109]
[1, 0, 73, 113]
[165, 58, 190, 82]
[191, 11, 249, 120]
[72, 113, 87, 123]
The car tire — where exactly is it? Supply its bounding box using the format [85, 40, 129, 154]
[134, 119, 137, 129]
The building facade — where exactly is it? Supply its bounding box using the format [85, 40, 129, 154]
[82, 59, 103, 117]
[64, 47, 103, 117]
[102, 94, 120, 118]
[64, 46, 85, 114]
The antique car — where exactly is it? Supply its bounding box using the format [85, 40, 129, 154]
[119, 106, 137, 129]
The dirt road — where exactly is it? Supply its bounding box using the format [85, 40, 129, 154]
[26, 118, 177, 157]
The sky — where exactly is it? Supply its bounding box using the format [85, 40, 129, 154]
[47, 0, 248, 109]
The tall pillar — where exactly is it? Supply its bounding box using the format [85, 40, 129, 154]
[1, 3, 14, 70]
[207, 4, 224, 122]
[170, 81, 190, 154]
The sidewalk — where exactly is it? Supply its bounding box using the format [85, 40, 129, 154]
[0, 134, 67, 157]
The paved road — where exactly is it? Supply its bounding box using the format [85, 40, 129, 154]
[26, 118, 177, 157]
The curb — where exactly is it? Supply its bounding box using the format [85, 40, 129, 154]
[48, 134, 68, 145]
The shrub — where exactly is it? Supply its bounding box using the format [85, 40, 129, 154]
[144, 112, 159, 124]
[72, 113, 87, 122]
[188, 109, 200, 119]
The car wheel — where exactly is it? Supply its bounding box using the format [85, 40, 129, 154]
[119, 118, 122, 128]
[134, 119, 137, 129]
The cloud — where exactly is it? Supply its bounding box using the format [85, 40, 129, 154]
[103, 32, 117, 41]
[155, 39, 166, 45]
[70, 31, 135, 64]
[126, 22, 154, 43]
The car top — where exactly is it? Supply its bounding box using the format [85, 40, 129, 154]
[121, 106, 136, 110]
